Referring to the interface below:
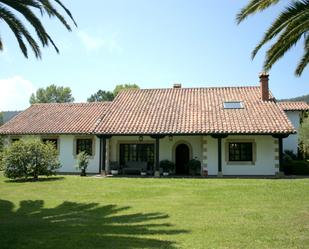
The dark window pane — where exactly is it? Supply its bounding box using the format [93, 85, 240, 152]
[119, 144, 154, 169]
[76, 139, 93, 156]
[229, 142, 253, 162]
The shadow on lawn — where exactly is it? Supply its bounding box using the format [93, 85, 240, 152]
[4, 176, 65, 183]
[0, 200, 187, 249]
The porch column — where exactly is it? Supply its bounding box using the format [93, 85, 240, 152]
[211, 134, 228, 177]
[272, 134, 289, 175]
[97, 135, 112, 175]
[150, 135, 165, 177]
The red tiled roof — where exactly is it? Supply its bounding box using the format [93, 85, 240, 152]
[0, 102, 110, 135]
[94, 86, 295, 135]
[277, 101, 309, 111]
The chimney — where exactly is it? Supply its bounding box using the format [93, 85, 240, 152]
[259, 72, 269, 101]
[173, 83, 182, 89]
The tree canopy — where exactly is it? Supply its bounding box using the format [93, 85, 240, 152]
[87, 90, 114, 102]
[30, 84, 74, 104]
[237, 0, 309, 76]
[113, 84, 140, 97]
[87, 84, 140, 103]
[299, 116, 309, 156]
[0, 0, 76, 58]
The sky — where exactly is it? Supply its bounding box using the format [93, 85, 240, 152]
[0, 0, 308, 111]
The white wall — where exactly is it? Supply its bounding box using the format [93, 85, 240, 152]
[6, 134, 277, 175]
[58, 135, 100, 173]
[283, 111, 300, 155]
[221, 135, 277, 175]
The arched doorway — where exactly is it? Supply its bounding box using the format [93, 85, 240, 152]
[175, 144, 190, 175]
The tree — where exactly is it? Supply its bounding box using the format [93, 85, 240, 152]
[2, 138, 60, 180]
[30, 84, 74, 104]
[237, 0, 309, 76]
[0, 0, 76, 59]
[75, 151, 90, 176]
[87, 84, 140, 102]
[299, 116, 309, 157]
[113, 84, 140, 97]
[87, 90, 114, 102]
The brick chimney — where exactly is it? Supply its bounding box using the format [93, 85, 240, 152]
[173, 83, 181, 89]
[259, 72, 269, 101]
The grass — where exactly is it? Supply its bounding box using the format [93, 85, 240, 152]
[0, 174, 308, 249]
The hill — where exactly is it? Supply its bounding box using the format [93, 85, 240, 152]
[279, 94, 309, 103]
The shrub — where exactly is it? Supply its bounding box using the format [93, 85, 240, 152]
[283, 160, 309, 175]
[76, 151, 90, 176]
[186, 159, 201, 176]
[160, 160, 175, 173]
[2, 139, 60, 180]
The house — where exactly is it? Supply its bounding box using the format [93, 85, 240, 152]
[0, 73, 308, 176]
[277, 101, 309, 155]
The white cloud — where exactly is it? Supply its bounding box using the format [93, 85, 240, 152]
[0, 76, 36, 111]
[77, 31, 122, 53]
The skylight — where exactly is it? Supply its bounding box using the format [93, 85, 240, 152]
[223, 101, 244, 109]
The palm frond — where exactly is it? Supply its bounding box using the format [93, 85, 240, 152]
[0, 5, 41, 58]
[236, 0, 280, 24]
[252, 0, 309, 59]
[295, 34, 309, 75]
[263, 4, 309, 72]
[0, 0, 76, 58]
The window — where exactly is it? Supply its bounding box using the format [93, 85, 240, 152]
[223, 101, 243, 109]
[229, 142, 253, 161]
[119, 144, 154, 168]
[76, 139, 93, 156]
[11, 138, 20, 143]
[42, 138, 58, 149]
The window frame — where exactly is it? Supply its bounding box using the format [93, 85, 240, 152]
[118, 142, 155, 169]
[225, 139, 256, 165]
[74, 137, 95, 158]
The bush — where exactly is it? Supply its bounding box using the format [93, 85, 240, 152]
[186, 159, 201, 176]
[283, 160, 309, 175]
[2, 139, 60, 180]
[76, 151, 90, 176]
[160, 160, 175, 173]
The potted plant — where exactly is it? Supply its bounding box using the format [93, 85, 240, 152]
[186, 159, 201, 176]
[110, 161, 119, 175]
[160, 160, 175, 176]
[140, 167, 147, 176]
[76, 151, 90, 176]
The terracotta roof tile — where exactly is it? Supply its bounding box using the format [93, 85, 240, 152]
[95, 86, 295, 135]
[0, 102, 110, 135]
[277, 101, 309, 111]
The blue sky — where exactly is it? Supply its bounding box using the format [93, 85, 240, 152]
[0, 0, 308, 111]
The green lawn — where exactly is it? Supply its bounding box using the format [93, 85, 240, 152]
[0, 174, 308, 249]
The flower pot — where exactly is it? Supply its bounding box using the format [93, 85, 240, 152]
[140, 172, 147, 176]
[111, 170, 118, 175]
[163, 172, 169, 176]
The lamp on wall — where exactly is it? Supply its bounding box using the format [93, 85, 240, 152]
[168, 135, 173, 141]
[139, 136, 143, 142]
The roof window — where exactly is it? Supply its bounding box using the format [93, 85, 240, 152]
[223, 101, 244, 109]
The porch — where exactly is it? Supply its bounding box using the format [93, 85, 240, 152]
[97, 134, 285, 176]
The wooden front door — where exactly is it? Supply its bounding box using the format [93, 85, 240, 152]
[175, 144, 190, 174]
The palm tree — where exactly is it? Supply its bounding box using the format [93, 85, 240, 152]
[237, 0, 309, 76]
[0, 0, 76, 58]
